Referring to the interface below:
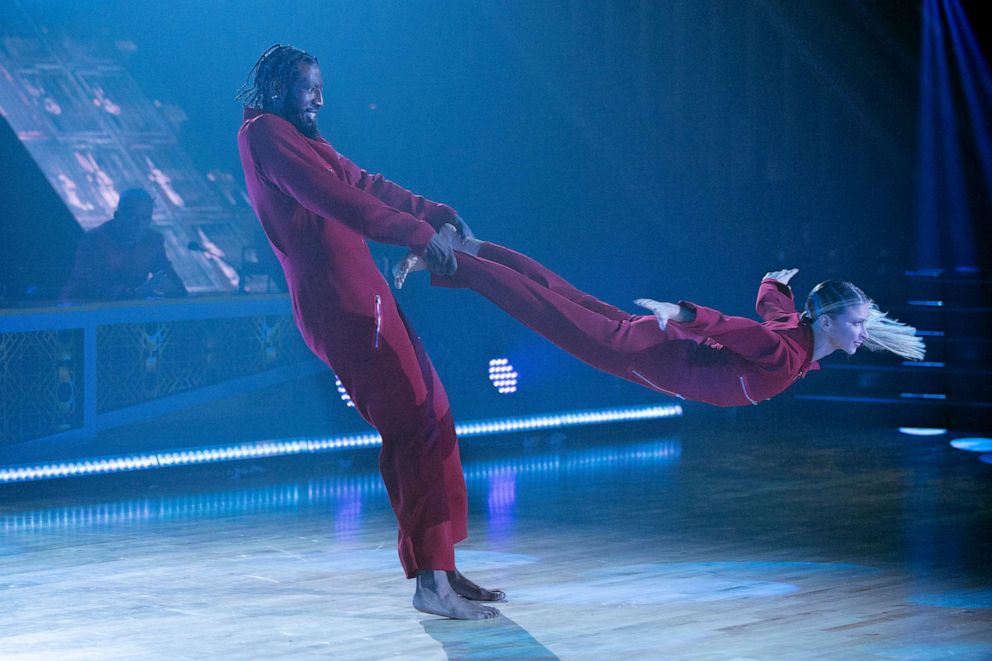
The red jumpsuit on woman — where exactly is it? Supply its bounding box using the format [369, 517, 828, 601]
[434, 242, 820, 407]
[237, 108, 466, 577]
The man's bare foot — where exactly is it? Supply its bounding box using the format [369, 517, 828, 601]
[413, 570, 501, 620]
[446, 569, 506, 602]
[394, 224, 484, 289]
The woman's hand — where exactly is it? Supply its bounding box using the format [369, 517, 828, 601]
[763, 268, 798, 285]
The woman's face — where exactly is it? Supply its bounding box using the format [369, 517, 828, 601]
[823, 303, 871, 355]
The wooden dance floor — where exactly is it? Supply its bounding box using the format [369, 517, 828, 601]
[2, 418, 990, 660]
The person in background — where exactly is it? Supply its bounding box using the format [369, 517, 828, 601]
[61, 188, 186, 302]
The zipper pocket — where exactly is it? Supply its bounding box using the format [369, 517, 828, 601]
[630, 368, 685, 399]
[739, 376, 758, 405]
[373, 294, 382, 350]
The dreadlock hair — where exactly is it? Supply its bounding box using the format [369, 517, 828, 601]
[802, 280, 926, 361]
[235, 44, 319, 109]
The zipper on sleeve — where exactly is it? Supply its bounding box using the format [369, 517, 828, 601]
[373, 294, 382, 350]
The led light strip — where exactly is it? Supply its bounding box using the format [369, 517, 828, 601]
[0, 404, 682, 484]
[462, 441, 682, 482]
[1, 439, 682, 532]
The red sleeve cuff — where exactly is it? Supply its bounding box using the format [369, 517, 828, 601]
[761, 278, 794, 298]
[676, 300, 721, 328]
[427, 204, 459, 227]
[409, 222, 437, 255]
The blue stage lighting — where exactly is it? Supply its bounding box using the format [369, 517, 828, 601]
[454, 404, 682, 438]
[899, 393, 947, 400]
[334, 375, 355, 407]
[488, 357, 518, 394]
[942, 0, 992, 199]
[949, 437, 992, 452]
[898, 427, 948, 436]
[462, 439, 681, 483]
[916, 0, 983, 271]
[0, 403, 682, 484]
[0, 439, 682, 533]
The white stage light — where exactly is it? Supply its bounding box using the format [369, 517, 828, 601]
[488, 358, 518, 394]
[334, 376, 355, 407]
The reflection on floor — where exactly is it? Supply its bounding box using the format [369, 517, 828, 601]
[1, 421, 990, 660]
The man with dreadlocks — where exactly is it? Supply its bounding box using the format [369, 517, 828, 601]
[236, 45, 500, 620]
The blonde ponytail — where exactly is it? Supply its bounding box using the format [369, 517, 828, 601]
[862, 305, 926, 361]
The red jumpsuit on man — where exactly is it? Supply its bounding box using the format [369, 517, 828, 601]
[435, 242, 820, 407]
[237, 108, 465, 577]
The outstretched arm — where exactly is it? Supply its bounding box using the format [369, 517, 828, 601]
[338, 154, 463, 230]
[636, 296, 787, 366]
[637, 269, 799, 329]
[339, 153, 473, 239]
[756, 268, 799, 321]
[244, 116, 435, 252]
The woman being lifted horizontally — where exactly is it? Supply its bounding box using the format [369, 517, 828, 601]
[395, 225, 924, 407]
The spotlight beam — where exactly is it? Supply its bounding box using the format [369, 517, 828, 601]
[942, 0, 992, 197]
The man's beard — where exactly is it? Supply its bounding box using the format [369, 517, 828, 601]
[291, 109, 319, 139]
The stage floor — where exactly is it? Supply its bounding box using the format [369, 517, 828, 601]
[2, 419, 990, 660]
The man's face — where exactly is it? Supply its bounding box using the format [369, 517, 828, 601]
[277, 61, 323, 139]
[824, 303, 870, 355]
[115, 197, 154, 243]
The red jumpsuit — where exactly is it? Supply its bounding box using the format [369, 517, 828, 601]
[237, 108, 465, 577]
[435, 242, 820, 407]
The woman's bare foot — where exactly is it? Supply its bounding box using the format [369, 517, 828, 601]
[446, 569, 506, 602]
[413, 570, 501, 620]
[394, 224, 483, 289]
[438, 223, 483, 256]
[393, 252, 426, 289]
